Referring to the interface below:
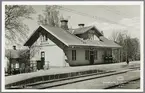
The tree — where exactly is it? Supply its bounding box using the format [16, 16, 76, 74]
[127, 37, 140, 60]
[110, 31, 140, 62]
[37, 5, 60, 27]
[5, 5, 35, 45]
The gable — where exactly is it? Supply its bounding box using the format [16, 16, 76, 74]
[24, 25, 85, 49]
[75, 27, 101, 41]
[32, 34, 56, 47]
[72, 26, 103, 37]
[24, 26, 67, 49]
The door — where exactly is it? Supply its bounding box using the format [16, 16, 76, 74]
[37, 60, 42, 70]
[41, 51, 45, 69]
[90, 51, 94, 65]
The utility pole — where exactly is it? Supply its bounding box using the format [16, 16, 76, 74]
[125, 35, 129, 65]
[9, 51, 11, 75]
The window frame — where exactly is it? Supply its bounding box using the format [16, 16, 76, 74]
[41, 35, 48, 42]
[72, 50, 76, 61]
[94, 50, 98, 60]
[85, 50, 90, 60]
[41, 51, 45, 58]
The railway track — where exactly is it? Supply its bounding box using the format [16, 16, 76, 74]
[106, 79, 140, 89]
[6, 66, 140, 89]
[27, 67, 139, 89]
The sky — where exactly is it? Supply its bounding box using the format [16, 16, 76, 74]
[24, 5, 140, 38]
[8, 5, 141, 49]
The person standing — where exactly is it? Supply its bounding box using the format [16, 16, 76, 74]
[127, 58, 129, 65]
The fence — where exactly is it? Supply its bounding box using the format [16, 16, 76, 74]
[30, 60, 50, 72]
[6, 60, 50, 76]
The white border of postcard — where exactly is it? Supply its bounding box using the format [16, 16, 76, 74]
[1, 1, 144, 92]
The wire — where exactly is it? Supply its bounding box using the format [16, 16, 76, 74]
[99, 6, 129, 17]
[58, 6, 139, 30]
[104, 6, 131, 17]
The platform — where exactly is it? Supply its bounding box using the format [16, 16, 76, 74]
[5, 61, 140, 87]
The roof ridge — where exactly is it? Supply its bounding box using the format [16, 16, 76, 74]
[73, 25, 93, 30]
[73, 25, 100, 35]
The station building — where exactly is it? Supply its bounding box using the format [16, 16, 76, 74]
[24, 19, 121, 69]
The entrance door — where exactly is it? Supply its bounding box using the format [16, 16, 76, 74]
[37, 60, 42, 70]
[90, 51, 94, 65]
[40, 51, 45, 69]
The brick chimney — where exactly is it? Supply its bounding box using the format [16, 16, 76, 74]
[13, 45, 16, 50]
[60, 19, 68, 30]
[78, 24, 85, 28]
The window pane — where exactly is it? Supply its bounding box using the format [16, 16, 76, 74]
[15, 63, 19, 68]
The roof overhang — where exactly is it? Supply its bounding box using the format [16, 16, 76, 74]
[24, 26, 69, 49]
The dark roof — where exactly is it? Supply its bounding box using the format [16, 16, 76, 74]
[24, 25, 85, 46]
[83, 36, 121, 48]
[5, 49, 29, 59]
[71, 26, 103, 36]
[24, 25, 121, 48]
[41, 25, 85, 45]
[71, 26, 92, 34]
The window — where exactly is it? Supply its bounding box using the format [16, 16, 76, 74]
[85, 50, 90, 60]
[15, 63, 19, 69]
[11, 63, 19, 69]
[94, 50, 98, 60]
[72, 50, 76, 61]
[41, 51, 45, 58]
[41, 35, 48, 42]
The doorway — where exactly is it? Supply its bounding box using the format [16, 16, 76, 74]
[90, 51, 94, 65]
[37, 51, 45, 70]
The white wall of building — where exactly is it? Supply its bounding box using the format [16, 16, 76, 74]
[41, 45, 65, 67]
[30, 35, 66, 67]
[66, 48, 89, 66]
[65, 47, 105, 66]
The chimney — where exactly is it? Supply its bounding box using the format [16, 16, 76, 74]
[60, 19, 68, 30]
[78, 24, 85, 28]
[101, 31, 104, 36]
[13, 46, 16, 50]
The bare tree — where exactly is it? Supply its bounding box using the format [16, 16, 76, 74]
[109, 31, 120, 42]
[5, 5, 35, 45]
[37, 5, 60, 27]
[28, 5, 61, 59]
